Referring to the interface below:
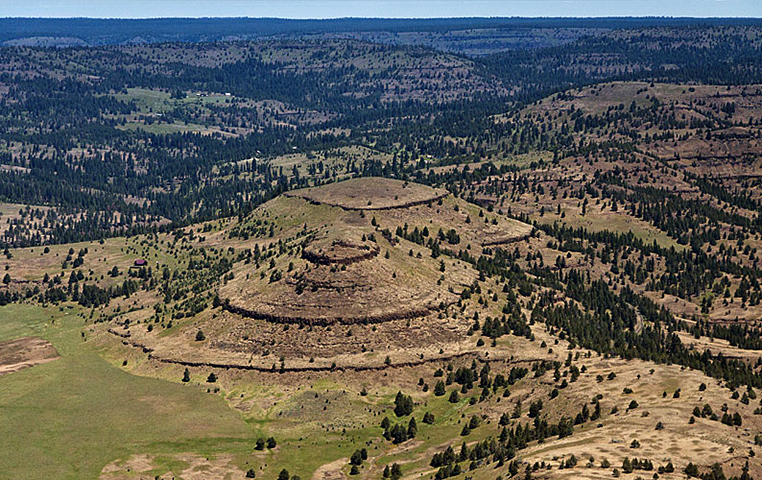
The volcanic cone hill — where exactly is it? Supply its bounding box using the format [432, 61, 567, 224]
[123, 178, 533, 370]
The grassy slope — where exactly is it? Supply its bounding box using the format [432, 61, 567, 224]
[0, 304, 253, 479]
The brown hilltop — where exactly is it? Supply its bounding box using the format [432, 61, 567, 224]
[121, 177, 533, 369]
[284, 176, 450, 210]
[220, 177, 530, 327]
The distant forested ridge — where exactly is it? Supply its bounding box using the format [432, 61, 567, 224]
[2, 17, 762, 52]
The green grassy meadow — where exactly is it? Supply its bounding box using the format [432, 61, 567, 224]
[0, 304, 254, 479]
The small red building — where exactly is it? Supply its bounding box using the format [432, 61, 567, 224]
[133, 259, 147, 267]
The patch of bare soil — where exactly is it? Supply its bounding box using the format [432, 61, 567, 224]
[176, 453, 246, 480]
[311, 457, 347, 480]
[100, 453, 245, 480]
[100, 454, 154, 480]
[0, 336, 59, 376]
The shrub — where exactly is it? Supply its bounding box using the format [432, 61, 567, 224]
[434, 380, 446, 396]
[350, 449, 364, 465]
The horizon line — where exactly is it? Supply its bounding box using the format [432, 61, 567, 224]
[3, 15, 762, 20]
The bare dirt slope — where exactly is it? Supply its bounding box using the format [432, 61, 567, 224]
[0, 336, 59, 375]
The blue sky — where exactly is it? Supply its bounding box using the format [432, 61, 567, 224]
[2, 0, 761, 19]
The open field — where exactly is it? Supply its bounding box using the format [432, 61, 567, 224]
[0, 304, 254, 479]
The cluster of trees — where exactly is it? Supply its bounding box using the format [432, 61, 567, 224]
[684, 461, 752, 480]
[380, 416, 417, 445]
[429, 411, 577, 479]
